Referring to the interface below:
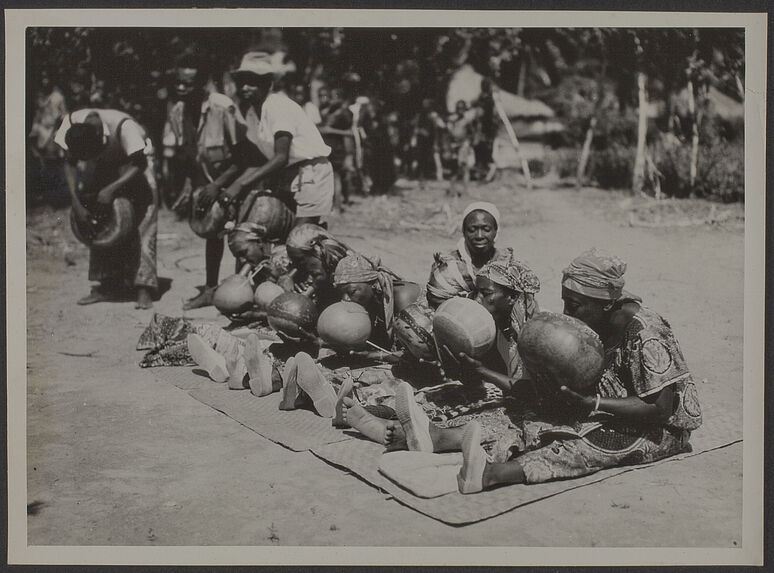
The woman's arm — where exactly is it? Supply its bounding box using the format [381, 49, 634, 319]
[560, 385, 674, 422]
[221, 132, 292, 203]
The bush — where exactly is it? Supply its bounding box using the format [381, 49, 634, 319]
[695, 139, 744, 202]
[588, 143, 634, 189]
[655, 136, 744, 202]
[527, 157, 549, 178]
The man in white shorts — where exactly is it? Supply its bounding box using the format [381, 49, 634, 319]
[213, 51, 335, 227]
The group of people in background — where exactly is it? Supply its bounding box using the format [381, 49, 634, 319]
[34, 47, 701, 495]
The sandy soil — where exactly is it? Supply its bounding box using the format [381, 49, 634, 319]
[26, 175, 744, 547]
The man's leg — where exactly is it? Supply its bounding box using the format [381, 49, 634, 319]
[183, 236, 224, 310]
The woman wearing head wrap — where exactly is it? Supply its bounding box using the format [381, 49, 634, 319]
[448, 248, 703, 493]
[426, 201, 512, 308]
[332, 252, 423, 350]
[282, 223, 353, 309]
[341, 252, 541, 448]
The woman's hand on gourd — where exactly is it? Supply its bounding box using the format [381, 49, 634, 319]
[457, 352, 482, 371]
[559, 385, 595, 413]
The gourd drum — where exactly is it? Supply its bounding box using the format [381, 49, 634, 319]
[517, 311, 605, 391]
[238, 195, 295, 242]
[253, 281, 285, 310]
[70, 197, 135, 249]
[394, 302, 437, 361]
[267, 292, 319, 338]
[213, 273, 255, 315]
[190, 186, 227, 239]
[432, 297, 496, 359]
[317, 301, 372, 350]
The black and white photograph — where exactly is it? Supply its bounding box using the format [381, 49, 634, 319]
[6, 8, 766, 567]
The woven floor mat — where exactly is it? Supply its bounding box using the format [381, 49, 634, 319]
[188, 382, 354, 452]
[150, 365, 213, 392]
[311, 410, 742, 526]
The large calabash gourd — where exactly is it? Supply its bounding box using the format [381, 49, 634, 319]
[253, 281, 286, 311]
[394, 302, 437, 361]
[70, 197, 135, 249]
[238, 195, 295, 242]
[267, 292, 319, 338]
[213, 273, 255, 315]
[317, 301, 372, 350]
[432, 297, 496, 359]
[517, 311, 605, 392]
[190, 187, 227, 239]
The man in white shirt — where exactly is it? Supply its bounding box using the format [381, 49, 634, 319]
[206, 52, 334, 227]
[55, 109, 158, 308]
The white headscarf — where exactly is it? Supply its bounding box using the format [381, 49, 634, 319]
[461, 201, 501, 236]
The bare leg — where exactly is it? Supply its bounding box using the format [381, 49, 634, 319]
[183, 237, 223, 310]
[457, 421, 525, 493]
[135, 286, 153, 309]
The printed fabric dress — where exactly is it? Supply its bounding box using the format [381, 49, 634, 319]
[490, 305, 703, 483]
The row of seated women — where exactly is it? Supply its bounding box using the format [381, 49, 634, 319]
[187, 201, 702, 494]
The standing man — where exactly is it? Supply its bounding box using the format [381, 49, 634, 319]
[162, 54, 260, 310]
[55, 108, 158, 309]
[214, 52, 334, 228]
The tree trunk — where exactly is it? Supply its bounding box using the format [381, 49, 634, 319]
[517, 48, 529, 96]
[687, 77, 699, 192]
[576, 117, 596, 188]
[632, 71, 648, 195]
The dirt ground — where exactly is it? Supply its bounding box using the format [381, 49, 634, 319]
[25, 173, 745, 547]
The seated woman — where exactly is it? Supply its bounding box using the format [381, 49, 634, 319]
[341, 252, 541, 442]
[269, 252, 424, 421]
[186, 223, 352, 396]
[427, 201, 509, 309]
[387, 249, 703, 494]
[332, 252, 422, 358]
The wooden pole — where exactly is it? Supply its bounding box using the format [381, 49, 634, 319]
[632, 71, 648, 195]
[576, 117, 597, 188]
[493, 90, 533, 190]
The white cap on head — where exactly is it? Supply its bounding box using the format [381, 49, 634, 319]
[232, 51, 275, 79]
[462, 201, 500, 231]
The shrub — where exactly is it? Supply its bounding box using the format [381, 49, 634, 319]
[527, 157, 549, 178]
[588, 143, 634, 189]
[655, 136, 744, 202]
[695, 139, 744, 202]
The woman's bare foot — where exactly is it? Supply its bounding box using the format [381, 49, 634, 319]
[332, 377, 355, 427]
[383, 420, 408, 452]
[342, 397, 395, 444]
[394, 381, 433, 452]
[244, 334, 275, 396]
[279, 357, 300, 410]
[135, 286, 153, 309]
[183, 286, 215, 310]
[187, 333, 228, 383]
[295, 352, 337, 418]
[457, 421, 487, 494]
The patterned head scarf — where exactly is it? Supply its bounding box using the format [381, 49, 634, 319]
[562, 248, 626, 301]
[426, 253, 474, 307]
[333, 252, 401, 340]
[285, 223, 352, 275]
[477, 252, 540, 339]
